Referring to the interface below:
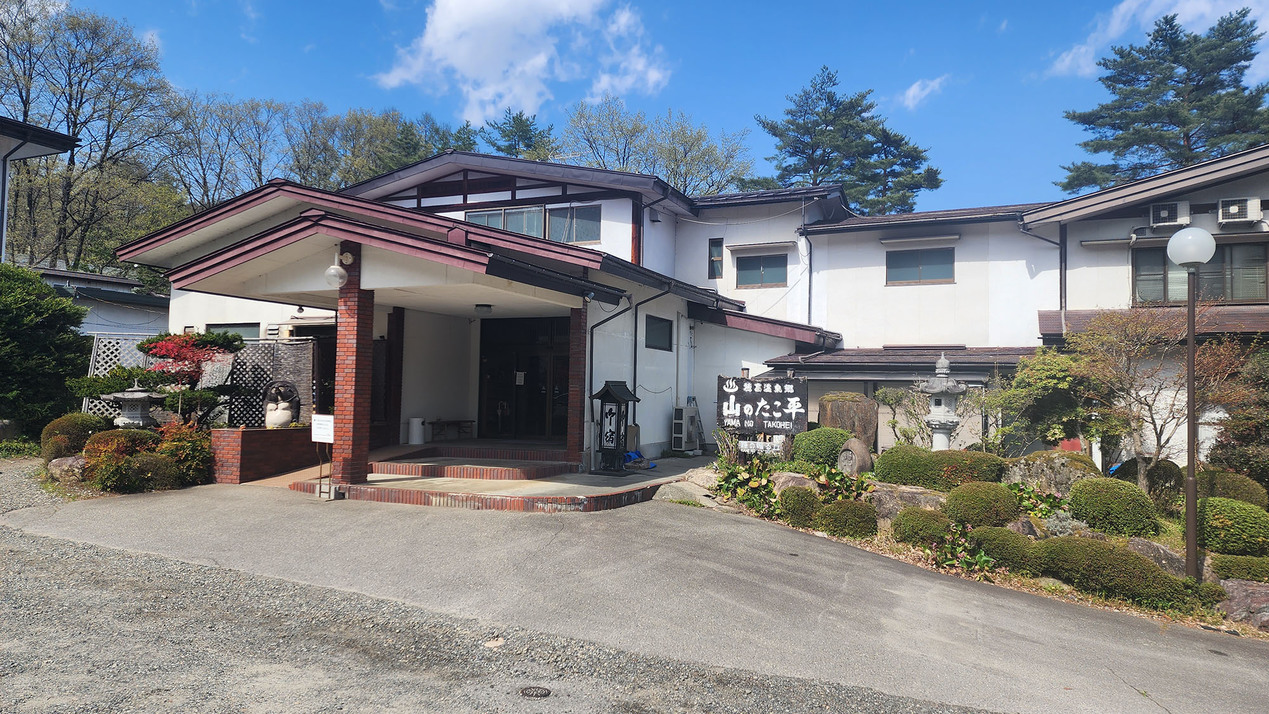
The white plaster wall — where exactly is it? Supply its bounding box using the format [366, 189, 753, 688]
[813, 221, 1058, 347]
[641, 210, 677, 276]
[78, 299, 167, 336]
[168, 289, 331, 334]
[689, 323, 798, 447]
[399, 309, 476, 440]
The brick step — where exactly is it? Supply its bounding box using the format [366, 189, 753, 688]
[369, 457, 579, 481]
[289, 479, 662, 513]
[390, 445, 575, 463]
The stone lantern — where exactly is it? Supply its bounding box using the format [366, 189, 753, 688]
[99, 381, 166, 428]
[919, 354, 966, 451]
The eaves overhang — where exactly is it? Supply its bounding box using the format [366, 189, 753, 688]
[686, 302, 840, 348]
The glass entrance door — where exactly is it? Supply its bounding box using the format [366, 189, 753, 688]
[478, 317, 570, 440]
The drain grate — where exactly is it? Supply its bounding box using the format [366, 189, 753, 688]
[519, 686, 551, 699]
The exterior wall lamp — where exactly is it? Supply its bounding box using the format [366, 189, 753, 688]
[324, 251, 355, 288]
[1166, 226, 1216, 580]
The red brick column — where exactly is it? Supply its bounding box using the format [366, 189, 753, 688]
[333, 242, 373, 485]
[566, 307, 588, 458]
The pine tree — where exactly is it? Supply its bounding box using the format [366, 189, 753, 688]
[1060, 10, 1269, 193]
[481, 108, 559, 161]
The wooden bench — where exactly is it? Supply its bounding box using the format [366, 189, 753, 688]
[430, 419, 475, 441]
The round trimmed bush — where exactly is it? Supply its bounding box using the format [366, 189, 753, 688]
[83, 429, 161, 460]
[1032, 536, 1187, 608]
[83, 429, 161, 494]
[1196, 470, 1268, 510]
[778, 486, 822, 528]
[815, 500, 877, 538]
[966, 526, 1036, 575]
[1198, 497, 1269, 556]
[1210, 554, 1269, 582]
[874, 445, 1006, 491]
[40, 412, 110, 462]
[892, 507, 952, 546]
[129, 452, 181, 491]
[942, 482, 1020, 527]
[792, 427, 852, 467]
[1112, 458, 1183, 495]
[935, 450, 1007, 484]
[1069, 477, 1158, 536]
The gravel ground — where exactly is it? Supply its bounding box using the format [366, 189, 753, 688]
[0, 459, 990, 714]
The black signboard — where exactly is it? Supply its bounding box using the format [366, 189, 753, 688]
[716, 375, 808, 435]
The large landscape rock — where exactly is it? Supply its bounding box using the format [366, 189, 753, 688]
[46, 455, 88, 484]
[1217, 579, 1269, 631]
[1001, 450, 1102, 498]
[682, 466, 719, 490]
[836, 437, 873, 475]
[772, 471, 820, 496]
[653, 481, 714, 507]
[867, 481, 946, 522]
[817, 392, 877, 450]
[1127, 537, 1186, 578]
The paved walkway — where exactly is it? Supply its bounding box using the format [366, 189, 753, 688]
[4, 483, 1267, 713]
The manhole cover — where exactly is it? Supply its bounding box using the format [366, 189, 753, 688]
[519, 686, 551, 699]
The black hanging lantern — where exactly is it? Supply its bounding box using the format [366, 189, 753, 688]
[591, 380, 639, 473]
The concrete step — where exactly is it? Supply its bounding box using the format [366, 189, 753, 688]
[369, 456, 579, 481]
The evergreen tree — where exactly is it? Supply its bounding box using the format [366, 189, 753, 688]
[1061, 10, 1269, 193]
[755, 66, 941, 214]
[481, 108, 559, 161]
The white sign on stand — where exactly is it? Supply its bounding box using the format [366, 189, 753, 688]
[311, 414, 335, 444]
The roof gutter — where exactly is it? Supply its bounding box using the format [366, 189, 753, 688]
[1015, 220, 1060, 247]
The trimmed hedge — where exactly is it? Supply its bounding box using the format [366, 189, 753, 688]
[815, 500, 878, 538]
[778, 486, 822, 528]
[1113, 458, 1183, 494]
[1032, 536, 1187, 608]
[874, 445, 1007, 492]
[792, 427, 852, 467]
[943, 482, 1020, 527]
[40, 412, 110, 462]
[1196, 470, 1268, 510]
[892, 507, 952, 546]
[1069, 478, 1158, 536]
[966, 526, 1036, 575]
[1198, 497, 1269, 556]
[1210, 554, 1269, 582]
[83, 429, 161, 494]
[129, 452, 182, 491]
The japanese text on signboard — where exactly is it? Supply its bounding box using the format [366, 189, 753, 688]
[716, 375, 808, 435]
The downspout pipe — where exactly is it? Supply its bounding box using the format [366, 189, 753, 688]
[588, 294, 633, 466]
[630, 287, 673, 424]
[0, 139, 30, 265]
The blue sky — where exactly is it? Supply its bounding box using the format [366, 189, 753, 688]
[77, 0, 1269, 211]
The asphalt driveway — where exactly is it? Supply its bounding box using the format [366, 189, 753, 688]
[4, 482, 1266, 713]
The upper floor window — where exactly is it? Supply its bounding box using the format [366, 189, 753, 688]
[708, 238, 723, 279]
[736, 254, 787, 288]
[465, 204, 599, 243]
[886, 247, 954, 285]
[1134, 244, 1268, 304]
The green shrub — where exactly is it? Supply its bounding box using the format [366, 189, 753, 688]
[1196, 470, 1268, 510]
[874, 445, 1006, 491]
[1210, 554, 1269, 582]
[0, 438, 40, 458]
[815, 500, 877, 538]
[1198, 497, 1269, 556]
[40, 412, 110, 462]
[1113, 458, 1183, 494]
[155, 422, 214, 487]
[1186, 580, 1228, 608]
[892, 507, 952, 546]
[792, 427, 852, 467]
[129, 452, 182, 491]
[83, 429, 160, 493]
[778, 486, 822, 528]
[769, 460, 820, 475]
[1069, 478, 1157, 536]
[83, 429, 161, 460]
[1033, 536, 1188, 608]
[966, 526, 1036, 575]
[943, 482, 1020, 527]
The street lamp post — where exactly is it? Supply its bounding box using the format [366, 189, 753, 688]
[1166, 226, 1216, 580]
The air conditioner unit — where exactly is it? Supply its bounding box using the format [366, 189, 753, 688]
[1150, 201, 1191, 228]
[671, 405, 700, 451]
[1219, 197, 1263, 225]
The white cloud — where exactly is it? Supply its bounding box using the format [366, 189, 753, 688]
[374, 0, 670, 122]
[239, 0, 259, 43]
[999, 18, 1008, 33]
[901, 74, 950, 110]
[1049, 1, 1269, 80]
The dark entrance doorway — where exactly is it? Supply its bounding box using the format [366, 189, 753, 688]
[479, 317, 570, 440]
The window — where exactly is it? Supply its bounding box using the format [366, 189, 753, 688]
[736, 254, 787, 288]
[646, 315, 673, 351]
[206, 322, 260, 340]
[1134, 244, 1268, 304]
[465, 209, 503, 229]
[708, 238, 724, 279]
[463, 207, 545, 238]
[547, 205, 602, 243]
[886, 247, 954, 285]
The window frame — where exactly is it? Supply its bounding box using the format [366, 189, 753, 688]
[645, 315, 673, 352]
[464, 204, 599, 243]
[1132, 243, 1269, 305]
[547, 204, 603, 244]
[885, 247, 955, 286]
[708, 238, 724, 280]
[735, 253, 788, 289]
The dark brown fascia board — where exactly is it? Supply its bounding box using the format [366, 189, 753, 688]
[601, 256, 746, 311]
[685, 302, 840, 348]
[0, 116, 78, 155]
[118, 180, 607, 273]
[1022, 144, 1269, 226]
[167, 212, 492, 289]
[802, 211, 1029, 235]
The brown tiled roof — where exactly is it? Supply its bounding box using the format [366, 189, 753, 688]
[803, 203, 1051, 233]
[1038, 307, 1269, 338]
[766, 346, 1038, 368]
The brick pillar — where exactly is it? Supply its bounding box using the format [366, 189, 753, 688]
[332, 242, 373, 484]
[566, 307, 588, 458]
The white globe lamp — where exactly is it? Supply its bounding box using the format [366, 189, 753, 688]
[1166, 226, 1216, 269]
